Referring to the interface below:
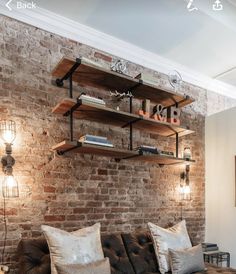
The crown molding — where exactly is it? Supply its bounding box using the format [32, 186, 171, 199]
[1, 0, 236, 99]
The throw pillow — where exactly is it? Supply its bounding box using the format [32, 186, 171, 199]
[55, 257, 111, 274]
[169, 244, 205, 274]
[148, 220, 192, 274]
[41, 223, 104, 274]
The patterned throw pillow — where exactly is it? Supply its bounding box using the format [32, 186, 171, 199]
[169, 244, 205, 274]
[148, 220, 192, 274]
[55, 258, 111, 274]
[41, 223, 104, 274]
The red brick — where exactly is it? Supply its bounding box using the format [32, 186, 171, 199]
[44, 215, 65, 222]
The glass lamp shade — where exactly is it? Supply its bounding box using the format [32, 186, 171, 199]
[180, 184, 191, 200]
[2, 175, 19, 198]
[0, 120, 16, 144]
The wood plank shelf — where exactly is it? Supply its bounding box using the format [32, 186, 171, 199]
[52, 141, 195, 165]
[52, 57, 194, 107]
[128, 154, 195, 165]
[52, 141, 138, 159]
[52, 98, 194, 137]
[52, 98, 140, 127]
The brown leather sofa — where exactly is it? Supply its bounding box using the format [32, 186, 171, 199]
[17, 231, 236, 274]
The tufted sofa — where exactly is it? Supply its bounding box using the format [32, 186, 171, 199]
[17, 231, 236, 274]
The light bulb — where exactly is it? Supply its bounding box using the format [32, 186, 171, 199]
[0, 120, 16, 144]
[183, 185, 190, 194]
[179, 184, 191, 200]
[2, 130, 15, 144]
[2, 175, 19, 198]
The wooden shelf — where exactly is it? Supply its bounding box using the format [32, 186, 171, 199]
[52, 57, 194, 107]
[52, 98, 194, 137]
[52, 141, 138, 159]
[133, 117, 194, 137]
[52, 141, 195, 165]
[132, 81, 193, 108]
[52, 57, 138, 94]
[52, 98, 140, 127]
[129, 154, 195, 165]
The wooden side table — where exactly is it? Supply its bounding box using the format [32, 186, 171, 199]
[203, 251, 230, 267]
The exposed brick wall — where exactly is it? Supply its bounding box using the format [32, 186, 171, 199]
[0, 15, 231, 273]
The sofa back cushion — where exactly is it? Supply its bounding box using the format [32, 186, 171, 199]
[122, 232, 160, 274]
[17, 238, 50, 274]
[101, 234, 135, 274]
[17, 234, 135, 274]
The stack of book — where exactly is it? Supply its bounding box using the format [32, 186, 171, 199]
[135, 146, 174, 157]
[79, 94, 106, 106]
[160, 150, 174, 157]
[136, 145, 160, 155]
[79, 135, 113, 147]
[202, 243, 219, 252]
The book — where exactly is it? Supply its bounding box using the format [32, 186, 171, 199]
[135, 145, 160, 154]
[203, 246, 219, 252]
[160, 150, 174, 156]
[79, 134, 108, 143]
[135, 73, 158, 86]
[202, 243, 218, 248]
[79, 135, 113, 147]
[82, 140, 114, 147]
[79, 94, 106, 105]
[82, 57, 103, 68]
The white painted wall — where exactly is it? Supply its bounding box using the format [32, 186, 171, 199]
[206, 106, 236, 267]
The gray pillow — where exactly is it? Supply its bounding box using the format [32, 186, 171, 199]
[169, 244, 205, 274]
[55, 258, 111, 274]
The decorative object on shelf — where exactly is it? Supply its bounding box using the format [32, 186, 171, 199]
[180, 165, 191, 200]
[183, 147, 192, 160]
[111, 59, 127, 74]
[0, 120, 19, 198]
[167, 106, 181, 125]
[109, 90, 133, 110]
[152, 104, 167, 122]
[79, 135, 114, 148]
[109, 90, 133, 101]
[138, 99, 150, 118]
[168, 70, 183, 91]
[78, 93, 106, 106]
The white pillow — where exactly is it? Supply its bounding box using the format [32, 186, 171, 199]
[148, 220, 192, 274]
[55, 257, 111, 274]
[41, 223, 104, 274]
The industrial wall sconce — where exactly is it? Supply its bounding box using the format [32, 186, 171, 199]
[179, 164, 191, 200]
[0, 120, 19, 198]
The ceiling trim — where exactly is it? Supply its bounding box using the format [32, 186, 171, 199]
[1, 0, 236, 99]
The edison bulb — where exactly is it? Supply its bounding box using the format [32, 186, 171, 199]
[2, 175, 19, 198]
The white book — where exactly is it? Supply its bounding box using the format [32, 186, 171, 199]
[80, 95, 105, 105]
[83, 140, 114, 147]
[79, 135, 108, 142]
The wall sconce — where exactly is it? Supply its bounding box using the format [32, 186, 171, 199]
[180, 164, 191, 200]
[0, 120, 19, 198]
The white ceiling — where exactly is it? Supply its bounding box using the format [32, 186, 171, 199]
[25, 0, 236, 87]
[8, 0, 236, 89]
